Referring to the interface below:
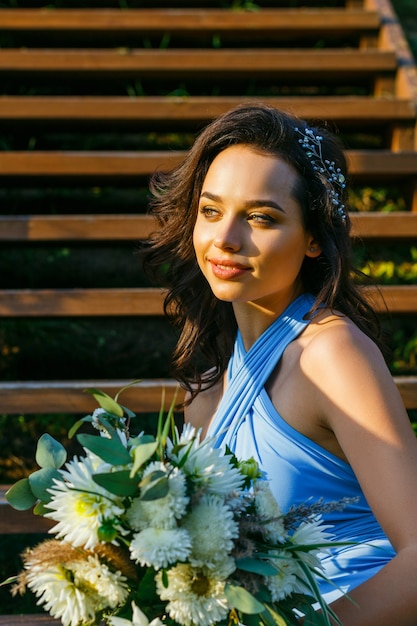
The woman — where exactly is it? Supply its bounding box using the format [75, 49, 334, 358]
[144, 103, 417, 625]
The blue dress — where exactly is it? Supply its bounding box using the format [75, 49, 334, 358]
[206, 293, 395, 601]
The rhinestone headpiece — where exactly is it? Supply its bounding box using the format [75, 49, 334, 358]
[294, 126, 347, 223]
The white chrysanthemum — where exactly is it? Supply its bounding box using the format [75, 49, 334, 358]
[264, 552, 300, 602]
[254, 481, 287, 544]
[167, 425, 244, 497]
[107, 601, 164, 626]
[130, 527, 192, 569]
[45, 453, 126, 550]
[182, 494, 238, 569]
[291, 517, 333, 570]
[25, 555, 129, 626]
[72, 556, 129, 607]
[156, 563, 230, 626]
[127, 462, 189, 531]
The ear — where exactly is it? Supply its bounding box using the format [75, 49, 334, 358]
[305, 237, 322, 259]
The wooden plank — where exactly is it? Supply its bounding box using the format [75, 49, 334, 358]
[0, 96, 414, 124]
[0, 8, 381, 33]
[0, 498, 54, 534]
[0, 214, 157, 241]
[1, 150, 417, 180]
[0, 617, 59, 626]
[364, 285, 417, 314]
[0, 376, 414, 413]
[0, 151, 185, 177]
[0, 288, 165, 317]
[1, 212, 417, 242]
[0, 285, 414, 317]
[0, 49, 397, 76]
[0, 379, 182, 414]
[395, 376, 417, 410]
[350, 212, 417, 239]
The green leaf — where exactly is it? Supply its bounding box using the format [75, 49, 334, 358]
[77, 433, 131, 465]
[33, 500, 52, 516]
[93, 470, 140, 497]
[28, 467, 62, 503]
[137, 566, 160, 603]
[0, 575, 19, 588]
[224, 584, 265, 614]
[236, 557, 278, 577]
[130, 440, 158, 477]
[5, 478, 37, 510]
[68, 418, 88, 439]
[262, 604, 289, 626]
[140, 475, 169, 501]
[84, 388, 124, 417]
[35, 433, 67, 469]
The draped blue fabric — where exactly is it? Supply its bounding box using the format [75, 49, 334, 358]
[207, 293, 395, 601]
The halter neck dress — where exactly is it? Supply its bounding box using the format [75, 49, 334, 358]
[206, 293, 395, 601]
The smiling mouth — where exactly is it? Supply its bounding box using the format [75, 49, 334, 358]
[209, 260, 250, 279]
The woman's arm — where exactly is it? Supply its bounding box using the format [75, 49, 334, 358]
[304, 322, 417, 626]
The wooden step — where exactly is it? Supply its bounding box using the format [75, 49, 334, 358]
[0, 376, 414, 414]
[0, 96, 414, 125]
[0, 617, 59, 626]
[0, 150, 416, 180]
[0, 49, 397, 77]
[0, 8, 381, 35]
[0, 212, 416, 242]
[0, 285, 414, 317]
[0, 288, 165, 317]
[0, 379, 181, 414]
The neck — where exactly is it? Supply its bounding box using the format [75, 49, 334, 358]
[233, 288, 305, 351]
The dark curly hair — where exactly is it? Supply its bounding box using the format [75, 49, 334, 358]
[143, 102, 382, 399]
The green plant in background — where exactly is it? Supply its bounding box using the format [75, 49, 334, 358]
[349, 187, 406, 213]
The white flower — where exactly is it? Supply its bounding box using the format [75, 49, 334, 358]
[25, 554, 129, 626]
[264, 552, 300, 602]
[168, 425, 244, 496]
[45, 452, 126, 550]
[127, 462, 189, 531]
[291, 517, 333, 570]
[108, 602, 163, 626]
[156, 563, 230, 626]
[182, 494, 238, 569]
[254, 481, 287, 543]
[130, 527, 192, 569]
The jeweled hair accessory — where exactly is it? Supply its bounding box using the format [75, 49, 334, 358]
[294, 126, 347, 223]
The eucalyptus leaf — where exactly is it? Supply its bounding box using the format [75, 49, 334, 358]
[84, 388, 124, 417]
[28, 467, 62, 502]
[93, 470, 140, 497]
[224, 584, 265, 614]
[35, 433, 67, 469]
[130, 440, 158, 477]
[140, 476, 169, 501]
[139, 469, 165, 490]
[77, 433, 131, 465]
[5, 478, 37, 510]
[236, 557, 278, 577]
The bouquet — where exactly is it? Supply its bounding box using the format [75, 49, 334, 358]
[4, 385, 346, 626]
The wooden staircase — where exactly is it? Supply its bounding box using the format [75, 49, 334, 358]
[0, 0, 417, 620]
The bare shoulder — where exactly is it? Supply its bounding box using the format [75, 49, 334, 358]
[300, 309, 385, 375]
[184, 375, 224, 438]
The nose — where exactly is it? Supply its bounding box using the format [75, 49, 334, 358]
[213, 216, 242, 252]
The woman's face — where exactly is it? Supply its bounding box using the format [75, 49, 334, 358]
[193, 144, 320, 313]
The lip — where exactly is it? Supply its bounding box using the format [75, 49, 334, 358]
[209, 258, 251, 280]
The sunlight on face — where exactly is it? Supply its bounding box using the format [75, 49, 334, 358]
[193, 145, 320, 314]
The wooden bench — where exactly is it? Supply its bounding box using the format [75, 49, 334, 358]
[0, 0, 417, 620]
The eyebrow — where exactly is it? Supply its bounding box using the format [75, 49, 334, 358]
[199, 191, 286, 213]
